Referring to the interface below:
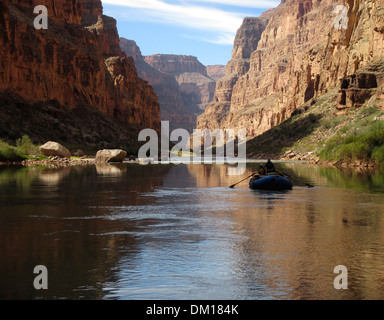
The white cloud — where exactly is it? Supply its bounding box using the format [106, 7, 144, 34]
[102, 0, 277, 45]
[183, 0, 280, 9]
[208, 33, 236, 45]
[183, 33, 236, 45]
[103, 0, 242, 36]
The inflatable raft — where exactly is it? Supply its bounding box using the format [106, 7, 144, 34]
[249, 174, 293, 191]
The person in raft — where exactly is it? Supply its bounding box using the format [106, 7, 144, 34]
[265, 159, 276, 174]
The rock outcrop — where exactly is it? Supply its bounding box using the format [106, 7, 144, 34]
[120, 39, 217, 132]
[39, 141, 71, 158]
[145, 54, 217, 131]
[197, 0, 384, 139]
[206, 65, 226, 81]
[197, 15, 271, 132]
[95, 149, 127, 163]
[338, 59, 384, 109]
[120, 39, 191, 131]
[144, 54, 207, 76]
[0, 0, 160, 147]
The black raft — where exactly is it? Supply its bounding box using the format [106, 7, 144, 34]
[249, 174, 293, 191]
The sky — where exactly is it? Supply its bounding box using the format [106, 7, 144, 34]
[102, 0, 280, 66]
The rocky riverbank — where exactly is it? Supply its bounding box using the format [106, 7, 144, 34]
[248, 151, 380, 170]
[22, 156, 96, 167]
[0, 140, 137, 167]
[0, 156, 96, 168]
[278, 149, 378, 169]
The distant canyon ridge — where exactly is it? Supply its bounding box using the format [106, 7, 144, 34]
[120, 38, 225, 132]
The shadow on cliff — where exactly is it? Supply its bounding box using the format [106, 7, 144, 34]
[0, 91, 144, 155]
[247, 112, 322, 156]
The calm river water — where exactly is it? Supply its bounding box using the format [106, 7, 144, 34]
[1, 162, 384, 300]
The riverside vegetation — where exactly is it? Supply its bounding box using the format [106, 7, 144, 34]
[0, 135, 41, 162]
[2, 93, 384, 170]
[0, 136, 92, 165]
[1, 89, 384, 169]
[247, 89, 384, 169]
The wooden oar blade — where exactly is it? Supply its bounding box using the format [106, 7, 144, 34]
[229, 173, 256, 189]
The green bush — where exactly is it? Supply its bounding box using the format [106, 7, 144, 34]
[372, 145, 384, 164]
[16, 135, 40, 155]
[361, 106, 379, 117]
[0, 144, 23, 162]
[0, 135, 40, 161]
[320, 116, 346, 130]
[319, 121, 384, 164]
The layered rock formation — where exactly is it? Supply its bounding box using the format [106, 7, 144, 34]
[144, 54, 207, 76]
[206, 65, 226, 81]
[145, 54, 217, 131]
[0, 0, 160, 147]
[120, 39, 217, 132]
[197, 15, 271, 133]
[120, 39, 191, 131]
[338, 60, 383, 109]
[197, 0, 384, 138]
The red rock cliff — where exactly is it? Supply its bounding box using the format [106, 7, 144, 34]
[120, 39, 193, 131]
[0, 0, 160, 135]
[197, 15, 271, 132]
[197, 0, 384, 137]
[206, 65, 226, 81]
[144, 54, 207, 76]
[144, 54, 217, 121]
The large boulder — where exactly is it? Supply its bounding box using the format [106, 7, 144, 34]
[95, 149, 127, 163]
[39, 142, 71, 158]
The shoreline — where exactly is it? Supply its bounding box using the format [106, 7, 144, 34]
[248, 151, 380, 169]
[0, 155, 381, 171]
[0, 156, 96, 167]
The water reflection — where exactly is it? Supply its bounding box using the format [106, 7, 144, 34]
[0, 164, 172, 300]
[282, 163, 384, 192]
[39, 167, 72, 185]
[96, 164, 127, 176]
[0, 163, 384, 300]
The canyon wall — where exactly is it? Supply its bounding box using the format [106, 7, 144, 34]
[197, 0, 384, 137]
[0, 0, 160, 146]
[120, 39, 192, 131]
[206, 65, 226, 81]
[143, 54, 218, 117]
[144, 54, 218, 131]
[144, 54, 207, 76]
[120, 39, 219, 132]
[197, 15, 271, 132]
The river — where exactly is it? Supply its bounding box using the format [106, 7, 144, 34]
[1, 162, 384, 300]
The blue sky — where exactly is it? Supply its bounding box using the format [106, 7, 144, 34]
[102, 0, 279, 66]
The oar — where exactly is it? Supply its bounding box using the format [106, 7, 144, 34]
[276, 170, 314, 188]
[230, 173, 257, 189]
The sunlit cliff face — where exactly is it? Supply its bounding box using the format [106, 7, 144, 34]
[198, 0, 384, 138]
